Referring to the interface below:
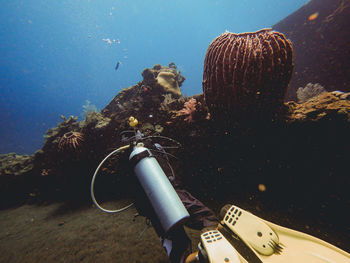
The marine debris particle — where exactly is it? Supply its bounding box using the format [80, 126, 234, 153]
[102, 38, 120, 45]
[202, 29, 293, 119]
[258, 184, 267, 192]
[102, 38, 113, 44]
[308, 12, 319, 21]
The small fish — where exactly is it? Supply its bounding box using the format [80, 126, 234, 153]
[102, 38, 113, 44]
[115, 61, 121, 71]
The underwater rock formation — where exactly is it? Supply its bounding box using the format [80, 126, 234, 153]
[202, 29, 293, 121]
[0, 63, 186, 204]
[102, 63, 186, 127]
[79, 111, 111, 132]
[43, 116, 80, 152]
[287, 91, 350, 122]
[273, 0, 350, 100]
[0, 153, 34, 177]
[0, 153, 34, 207]
[1, 63, 350, 249]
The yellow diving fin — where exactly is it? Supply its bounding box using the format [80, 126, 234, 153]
[220, 204, 350, 263]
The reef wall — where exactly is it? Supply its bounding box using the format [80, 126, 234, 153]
[1, 60, 350, 248]
[273, 0, 350, 101]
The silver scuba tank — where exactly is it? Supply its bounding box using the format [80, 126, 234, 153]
[129, 143, 190, 233]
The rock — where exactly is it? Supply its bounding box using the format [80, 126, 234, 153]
[102, 63, 185, 119]
[80, 112, 111, 131]
[273, 0, 350, 100]
[287, 91, 350, 122]
[1, 63, 349, 225]
[141, 68, 155, 82]
[0, 153, 34, 177]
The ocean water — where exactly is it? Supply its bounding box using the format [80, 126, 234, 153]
[0, 0, 308, 154]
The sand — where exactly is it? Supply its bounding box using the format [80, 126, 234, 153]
[1, 197, 348, 263]
[0, 200, 200, 263]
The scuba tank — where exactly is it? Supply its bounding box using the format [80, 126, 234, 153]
[129, 143, 190, 234]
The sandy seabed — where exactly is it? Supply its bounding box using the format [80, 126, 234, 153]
[1, 196, 349, 263]
[0, 200, 200, 263]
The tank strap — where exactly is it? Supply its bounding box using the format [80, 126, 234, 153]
[129, 149, 154, 167]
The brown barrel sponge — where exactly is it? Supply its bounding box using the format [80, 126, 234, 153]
[202, 29, 293, 120]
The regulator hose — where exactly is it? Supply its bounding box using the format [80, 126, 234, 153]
[91, 144, 134, 213]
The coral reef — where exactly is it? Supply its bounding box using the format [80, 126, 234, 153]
[203, 29, 293, 121]
[1, 63, 350, 250]
[296, 83, 327, 103]
[175, 98, 197, 122]
[0, 153, 34, 177]
[81, 100, 98, 119]
[273, 0, 350, 100]
[102, 63, 185, 118]
[0, 153, 34, 207]
[159, 93, 178, 111]
[156, 72, 181, 97]
[41, 116, 80, 153]
[79, 111, 111, 131]
[0, 63, 187, 204]
[287, 91, 350, 121]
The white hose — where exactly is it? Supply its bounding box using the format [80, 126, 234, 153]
[91, 144, 134, 213]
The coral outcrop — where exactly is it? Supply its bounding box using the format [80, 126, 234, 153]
[203, 29, 293, 121]
[0, 153, 34, 177]
[273, 0, 350, 100]
[287, 91, 350, 122]
[0, 153, 34, 207]
[102, 63, 185, 118]
[1, 63, 350, 250]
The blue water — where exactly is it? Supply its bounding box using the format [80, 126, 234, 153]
[0, 0, 308, 154]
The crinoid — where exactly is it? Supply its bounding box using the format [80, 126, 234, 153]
[58, 131, 84, 152]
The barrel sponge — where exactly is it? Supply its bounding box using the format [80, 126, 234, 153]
[202, 29, 294, 119]
[156, 71, 181, 97]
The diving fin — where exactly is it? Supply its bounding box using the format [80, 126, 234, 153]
[220, 204, 350, 263]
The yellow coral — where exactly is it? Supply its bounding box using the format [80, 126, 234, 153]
[156, 72, 181, 97]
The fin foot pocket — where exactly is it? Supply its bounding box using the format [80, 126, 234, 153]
[222, 205, 280, 256]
